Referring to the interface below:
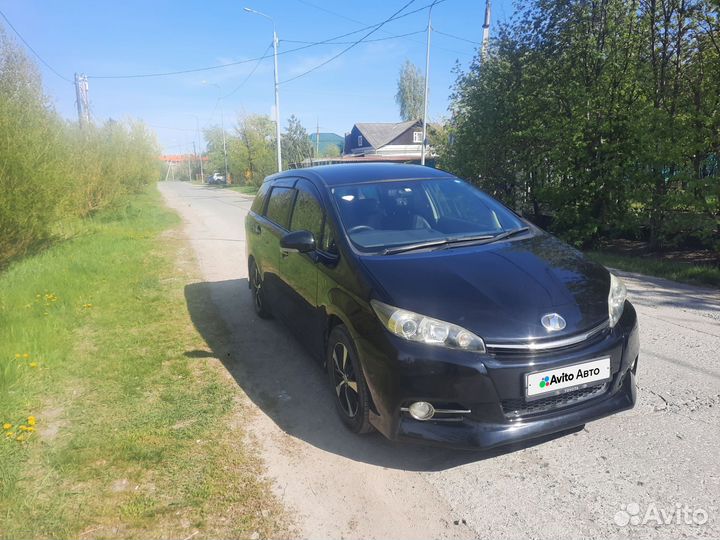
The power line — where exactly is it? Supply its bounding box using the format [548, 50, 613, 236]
[85, 0, 448, 80]
[282, 29, 426, 45]
[280, 0, 419, 85]
[292, 0, 471, 57]
[0, 9, 73, 83]
[222, 41, 273, 99]
[434, 29, 480, 45]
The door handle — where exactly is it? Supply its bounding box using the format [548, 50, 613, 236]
[252, 224, 262, 235]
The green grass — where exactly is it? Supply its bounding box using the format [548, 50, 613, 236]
[228, 184, 259, 196]
[0, 186, 285, 539]
[587, 251, 720, 288]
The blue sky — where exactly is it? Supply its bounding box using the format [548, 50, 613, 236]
[1, 0, 515, 153]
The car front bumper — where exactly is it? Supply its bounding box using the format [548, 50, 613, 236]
[354, 302, 639, 450]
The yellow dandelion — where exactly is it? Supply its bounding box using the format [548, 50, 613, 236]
[15, 435, 25, 442]
[22, 353, 29, 359]
[29, 362, 38, 368]
[2, 423, 11, 430]
[25, 426, 35, 432]
[27, 416, 36, 426]
[83, 303, 93, 309]
[5, 432, 14, 438]
[19, 425, 28, 431]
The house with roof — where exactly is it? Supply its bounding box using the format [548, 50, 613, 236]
[289, 120, 435, 169]
[343, 120, 425, 159]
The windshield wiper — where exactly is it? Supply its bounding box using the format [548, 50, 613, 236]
[481, 226, 530, 245]
[381, 228, 530, 255]
[382, 238, 456, 255]
[382, 234, 495, 255]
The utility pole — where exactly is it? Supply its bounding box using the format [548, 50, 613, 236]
[481, 0, 491, 61]
[193, 141, 198, 182]
[316, 118, 320, 160]
[420, 3, 434, 166]
[204, 82, 231, 181]
[272, 27, 282, 172]
[193, 116, 205, 183]
[244, 7, 282, 172]
[74, 73, 90, 127]
[220, 108, 229, 181]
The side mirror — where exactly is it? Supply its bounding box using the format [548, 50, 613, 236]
[280, 230, 316, 253]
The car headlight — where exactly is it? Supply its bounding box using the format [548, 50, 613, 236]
[608, 273, 627, 328]
[370, 300, 486, 352]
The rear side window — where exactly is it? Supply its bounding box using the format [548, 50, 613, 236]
[250, 182, 271, 214]
[290, 181, 324, 241]
[265, 186, 295, 228]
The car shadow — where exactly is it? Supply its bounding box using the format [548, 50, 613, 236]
[184, 279, 584, 471]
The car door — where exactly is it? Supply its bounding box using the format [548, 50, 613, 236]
[279, 178, 326, 355]
[255, 179, 297, 311]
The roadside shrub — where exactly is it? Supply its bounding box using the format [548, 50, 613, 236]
[0, 30, 160, 268]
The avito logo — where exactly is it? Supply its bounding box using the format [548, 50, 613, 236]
[538, 367, 603, 389]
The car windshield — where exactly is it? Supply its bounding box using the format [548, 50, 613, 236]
[332, 178, 525, 253]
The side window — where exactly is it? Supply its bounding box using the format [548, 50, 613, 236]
[250, 182, 271, 214]
[265, 187, 295, 229]
[290, 182, 324, 241]
[321, 219, 338, 254]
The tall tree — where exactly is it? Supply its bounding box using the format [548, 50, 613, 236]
[232, 114, 276, 186]
[395, 60, 425, 121]
[282, 115, 313, 168]
[203, 126, 227, 176]
[442, 0, 719, 251]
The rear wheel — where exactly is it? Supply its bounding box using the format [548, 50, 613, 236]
[327, 325, 373, 434]
[249, 260, 272, 319]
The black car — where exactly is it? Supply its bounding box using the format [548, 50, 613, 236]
[245, 164, 638, 449]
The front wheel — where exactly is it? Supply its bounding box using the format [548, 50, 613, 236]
[326, 325, 373, 434]
[249, 260, 272, 319]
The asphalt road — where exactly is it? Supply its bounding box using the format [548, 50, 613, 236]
[159, 181, 720, 540]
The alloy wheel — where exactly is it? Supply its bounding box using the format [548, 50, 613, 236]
[332, 342, 359, 418]
[251, 265, 263, 312]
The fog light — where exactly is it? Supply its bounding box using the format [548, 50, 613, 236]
[408, 401, 435, 421]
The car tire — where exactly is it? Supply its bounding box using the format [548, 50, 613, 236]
[326, 325, 373, 434]
[249, 259, 272, 319]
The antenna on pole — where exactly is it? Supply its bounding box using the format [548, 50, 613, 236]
[481, 0, 491, 61]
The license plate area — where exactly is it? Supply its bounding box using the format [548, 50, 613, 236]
[525, 357, 611, 401]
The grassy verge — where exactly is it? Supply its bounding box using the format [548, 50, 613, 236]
[228, 185, 259, 196]
[587, 251, 720, 288]
[0, 187, 285, 539]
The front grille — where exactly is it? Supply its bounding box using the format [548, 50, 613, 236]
[501, 382, 609, 418]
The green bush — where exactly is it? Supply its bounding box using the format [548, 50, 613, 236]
[442, 0, 720, 252]
[0, 29, 160, 267]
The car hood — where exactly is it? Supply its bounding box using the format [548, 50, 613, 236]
[360, 233, 611, 342]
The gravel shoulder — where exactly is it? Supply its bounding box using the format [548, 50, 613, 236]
[159, 181, 720, 540]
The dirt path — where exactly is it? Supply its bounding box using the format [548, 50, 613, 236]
[159, 181, 720, 539]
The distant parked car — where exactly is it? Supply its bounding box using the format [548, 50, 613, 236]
[245, 163, 639, 450]
[208, 173, 226, 185]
